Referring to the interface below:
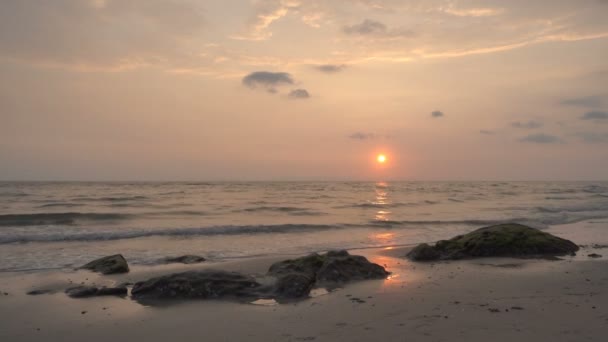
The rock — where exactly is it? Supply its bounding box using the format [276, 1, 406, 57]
[407, 243, 441, 261]
[273, 273, 316, 298]
[80, 254, 129, 275]
[588, 253, 603, 258]
[65, 285, 127, 298]
[316, 253, 389, 282]
[96, 286, 128, 296]
[163, 255, 206, 264]
[267, 250, 389, 298]
[131, 270, 261, 302]
[27, 289, 54, 296]
[268, 253, 325, 279]
[66, 286, 99, 298]
[408, 224, 579, 261]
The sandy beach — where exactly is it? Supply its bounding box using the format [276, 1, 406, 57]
[1, 220, 607, 342]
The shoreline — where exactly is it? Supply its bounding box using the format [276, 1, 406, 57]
[1, 220, 607, 341]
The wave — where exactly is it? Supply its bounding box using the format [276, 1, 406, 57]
[37, 203, 86, 208]
[3, 213, 608, 244]
[72, 195, 148, 202]
[0, 212, 132, 226]
[0, 223, 341, 244]
[242, 206, 325, 216]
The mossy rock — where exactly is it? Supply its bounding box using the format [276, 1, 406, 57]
[407, 243, 441, 261]
[408, 224, 579, 261]
[268, 250, 389, 298]
[79, 254, 129, 274]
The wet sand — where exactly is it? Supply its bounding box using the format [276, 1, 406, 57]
[1, 220, 607, 341]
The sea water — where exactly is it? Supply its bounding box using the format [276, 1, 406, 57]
[1, 181, 607, 271]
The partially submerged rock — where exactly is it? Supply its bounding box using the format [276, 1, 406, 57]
[407, 224, 579, 261]
[80, 254, 129, 275]
[65, 286, 127, 298]
[268, 250, 389, 298]
[131, 270, 261, 302]
[163, 255, 206, 264]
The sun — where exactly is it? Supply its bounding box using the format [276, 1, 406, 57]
[377, 154, 387, 164]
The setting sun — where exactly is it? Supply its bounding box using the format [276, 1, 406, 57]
[377, 154, 387, 163]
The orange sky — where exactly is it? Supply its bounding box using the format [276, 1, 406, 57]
[1, 0, 608, 180]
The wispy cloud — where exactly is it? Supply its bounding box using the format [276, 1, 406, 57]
[314, 64, 347, 73]
[431, 111, 445, 118]
[242, 71, 294, 93]
[512, 120, 543, 129]
[560, 95, 604, 108]
[288, 88, 311, 99]
[520, 133, 563, 144]
[581, 111, 608, 120]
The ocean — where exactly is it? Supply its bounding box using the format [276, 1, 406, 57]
[1, 181, 608, 271]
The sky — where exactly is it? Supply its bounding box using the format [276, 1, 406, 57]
[1, 0, 608, 181]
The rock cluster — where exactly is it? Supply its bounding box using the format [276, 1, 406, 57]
[130, 250, 389, 303]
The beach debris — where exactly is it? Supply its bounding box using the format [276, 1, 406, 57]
[268, 250, 389, 298]
[488, 308, 501, 313]
[511, 306, 524, 310]
[131, 270, 261, 302]
[65, 285, 127, 298]
[162, 255, 206, 264]
[79, 254, 129, 274]
[587, 253, 603, 258]
[407, 223, 579, 261]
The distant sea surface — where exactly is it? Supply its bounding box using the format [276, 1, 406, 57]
[1, 181, 608, 271]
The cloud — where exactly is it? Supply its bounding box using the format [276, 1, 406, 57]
[511, 120, 543, 129]
[342, 19, 414, 39]
[242, 71, 294, 92]
[560, 95, 604, 108]
[348, 132, 378, 140]
[520, 133, 563, 144]
[343, 19, 386, 35]
[288, 89, 310, 99]
[479, 130, 495, 135]
[315, 64, 346, 73]
[431, 111, 444, 118]
[581, 111, 608, 120]
[576, 132, 608, 143]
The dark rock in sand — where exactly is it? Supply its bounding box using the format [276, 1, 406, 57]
[163, 255, 206, 264]
[65, 285, 127, 298]
[96, 286, 128, 296]
[408, 224, 579, 261]
[268, 250, 389, 298]
[588, 253, 603, 258]
[80, 254, 129, 274]
[316, 253, 389, 282]
[27, 289, 54, 296]
[66, 286, 99, 298]
[273, 273, 316, 298]
[407, 243, 441, 261]
[131, 270, 261, 302]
